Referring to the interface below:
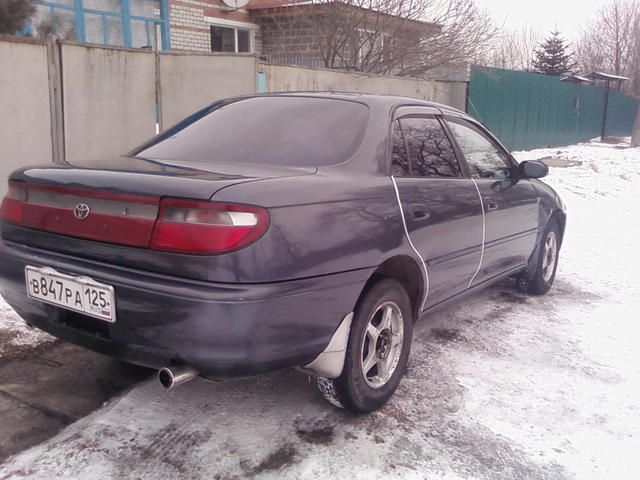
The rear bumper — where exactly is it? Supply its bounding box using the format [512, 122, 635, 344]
[0, 239, 372, 378]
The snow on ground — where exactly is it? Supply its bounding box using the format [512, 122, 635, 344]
[0, 299, 53, 358]
[1, 139, 639, 479]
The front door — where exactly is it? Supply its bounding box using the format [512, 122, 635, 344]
[391, 110, 484, 309]
[444, 116, 539, 285]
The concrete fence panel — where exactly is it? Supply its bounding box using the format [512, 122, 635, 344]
[61, 43, 157, 166]
[0, 37, 53, 196]
[1, 37, 470, 192]
[159, 53, 257, 127]
[261, 63, 466, 110]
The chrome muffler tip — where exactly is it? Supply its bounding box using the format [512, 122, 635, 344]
[158, 366, 198, 390]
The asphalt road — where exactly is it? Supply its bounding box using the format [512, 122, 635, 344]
[0, 342, 150, 460]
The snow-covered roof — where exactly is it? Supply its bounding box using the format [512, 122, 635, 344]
[586, 72, 630, 82]
[560, 75, 594, 84]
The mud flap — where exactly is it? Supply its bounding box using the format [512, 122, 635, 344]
[516, 228, 545, 291]
[522, 231, 544, 281]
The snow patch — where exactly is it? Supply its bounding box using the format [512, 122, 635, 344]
[0, 296, 53, 357]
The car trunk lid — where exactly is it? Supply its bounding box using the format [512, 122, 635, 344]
[10, 156, 314, 199]
[2, 156, 313, 253]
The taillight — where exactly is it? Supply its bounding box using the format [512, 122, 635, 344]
[1, 181, 268, 255]
[1, 181, 27, 224]
[150, 199, 269, 254]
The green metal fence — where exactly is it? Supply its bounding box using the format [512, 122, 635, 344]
[467, 66, 639, 151]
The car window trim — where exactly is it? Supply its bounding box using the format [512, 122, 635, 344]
[398, 119, 413, 176]
[391, 119, 412, 176]
[436, 115, 472, 178]
[390, 112, 465, 180]
[387, 106, 437, 176]
[392, 106, 441, 119]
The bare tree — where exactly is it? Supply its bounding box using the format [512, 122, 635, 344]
[317, 0, 432, 74]
[34, 12, 76, 40]
[483, 26, 541, 71]
[630, 4, 640, 95]
[400, 0, 498, 75]
[576, 0, 639, 95]
[257, 0, 498, 76]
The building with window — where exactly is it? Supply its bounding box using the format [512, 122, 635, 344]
[168, 0, 259, 52]
[25, 0, 256, 51]
[249, 1, 441, 72]
[30, 0, 171, 50]
[24, 0, 440, 74]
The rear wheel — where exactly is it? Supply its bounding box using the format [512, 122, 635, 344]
[317, 279, 413, 413]
[517, 219, 560, 295]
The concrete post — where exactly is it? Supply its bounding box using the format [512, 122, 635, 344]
[46, 38, 65, 164]
[154, 37, 163, 133]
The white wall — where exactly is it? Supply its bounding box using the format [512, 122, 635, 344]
[159, 52, 257, 127]
[61, 43, 157, 166]
[261, 63, 467, 110]
[0, 37, 52, 196]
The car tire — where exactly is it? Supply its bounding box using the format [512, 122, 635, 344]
[517, 219, 560, 295]
[317, 278, 414, 413]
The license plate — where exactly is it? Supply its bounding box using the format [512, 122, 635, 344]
[25, 266, 116, 323]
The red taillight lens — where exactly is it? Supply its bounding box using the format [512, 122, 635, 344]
[1, 181, 159, 247]
[1, 181, 27, 224]
[150, 199, 269, 254]
[1, 181, 268, 255]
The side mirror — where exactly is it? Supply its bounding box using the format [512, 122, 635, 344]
[519, 160, 548, 179]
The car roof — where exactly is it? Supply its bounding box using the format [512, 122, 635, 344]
[231, 91, 466, 116]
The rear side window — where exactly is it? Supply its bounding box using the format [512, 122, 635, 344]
[391, 121, 410, 176]
[132, 97, 369, 167]
[391, 116, 460, 178]
[401, 117, 460, 178]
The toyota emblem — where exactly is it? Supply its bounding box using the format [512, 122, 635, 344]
[74, 203, 91, 220]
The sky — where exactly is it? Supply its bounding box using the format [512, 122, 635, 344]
[476, 0, 608, 41]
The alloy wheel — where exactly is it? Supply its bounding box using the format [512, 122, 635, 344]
[360, 301, 404, 389]
[542, 230, 557, 282]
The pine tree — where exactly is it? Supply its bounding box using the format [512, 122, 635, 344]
[533, 30, 577, 76]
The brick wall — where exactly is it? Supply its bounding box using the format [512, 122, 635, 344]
[253, 27, 263, 56]
[169, 0, 259, 52]
[251, 7, 442, 72]
[255, 14, 324, 64]
[170, 0, 210, 51]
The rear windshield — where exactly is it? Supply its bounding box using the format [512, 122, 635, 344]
[131, 97, 369, 167]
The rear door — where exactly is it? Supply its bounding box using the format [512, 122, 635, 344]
[443, 115, 539, 284]
[391, 108, 484, 309]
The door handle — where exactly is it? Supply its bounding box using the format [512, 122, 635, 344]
[486, 198, 499, 211]
[407, 203, 430, 220]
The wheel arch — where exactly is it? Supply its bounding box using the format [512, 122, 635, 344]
[550, 208, 567, 246]
[523, 207, 566, 280]
[354, 255, 424, 321]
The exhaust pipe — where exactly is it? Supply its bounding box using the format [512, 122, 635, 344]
[158, 366, 198, 390]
